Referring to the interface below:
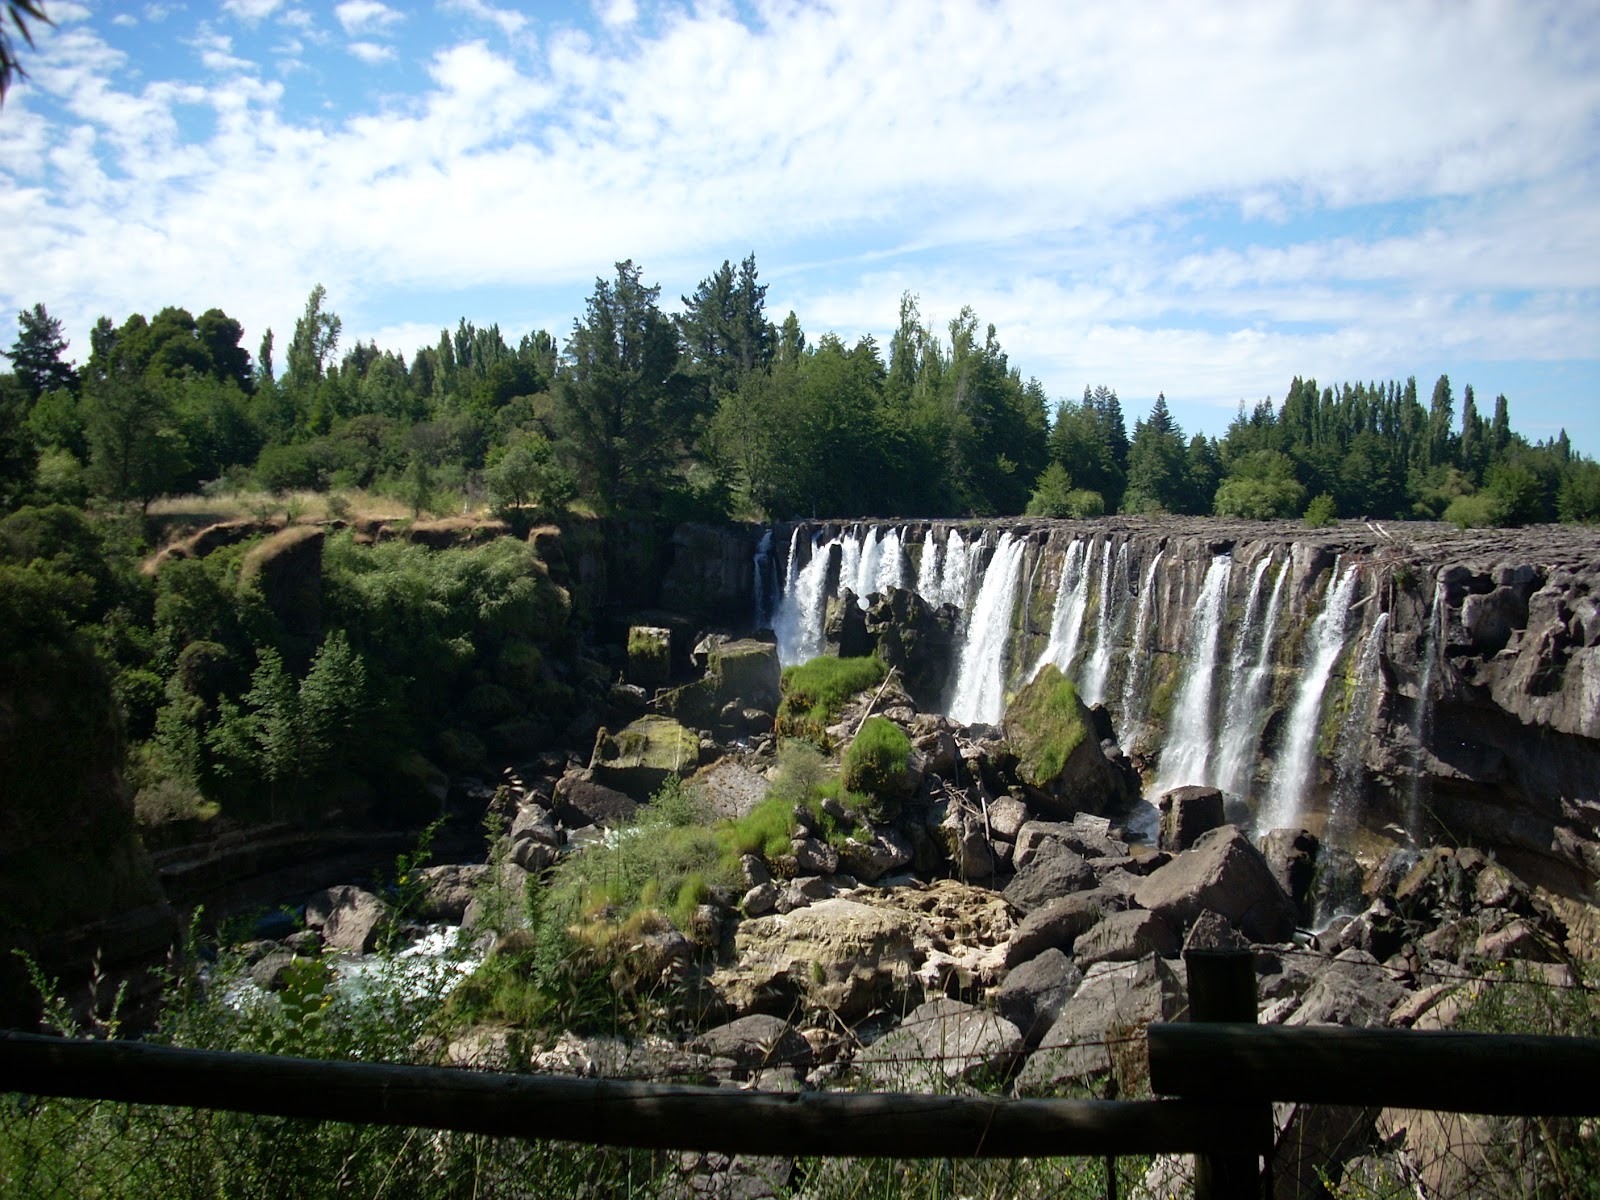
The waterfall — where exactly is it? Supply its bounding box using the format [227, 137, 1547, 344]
[1118, 549, 1166, 745]
[1215, 556, 1289, 804]
[1080, 539, 1126, 706]
[854, 526, 884, 606]
[939, 529, 974, 614]
[874, 527, 907, 597]
[1152, 555, 1234, 794]
[1260, 561, 1362, 831]
[1328, 610, 1391, 847]
[752, 529, 777, 630]
[915, 528, 941, 603]
[1030, 539, 1091, 681]
[947, 533, 1027, 726]
[1406, 580, 1446, 847]
[838, 530, 863, 605]
[774, 534, 833, 667]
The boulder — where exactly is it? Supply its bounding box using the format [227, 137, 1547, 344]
[859, 998, 1024, 1091]
[696, 759, 773, 821]
[553, 771, 640, 828]
[1005, 889, 1123, 967]
[655, 639, 782, 736]
[1259, 828, 1320, 927]
[588, 715, 701, 800]
[1072, 909, 1181, 969]
[304, 885, 390, 954]
[987, 795, 1030, 841]
[1003, 845, 1098, 914]
[711, 899, 920, 1021]
[837, 828, 914, 883]
[1283, 949, 1407, 1028]
[690, 1014, 812, 1075]
[993, 948, 1082, 1047]
[1156, 786, 1225, 853]
[860, 587, 959, 711]
[861, 880, 1016, 995]
[1016, 955, 1188, 1095]
[1132, 825, 1298, 944]
[1002, 665, 1132, 819]
[626, 625, 672, 688]
[412, 864, 489, 923]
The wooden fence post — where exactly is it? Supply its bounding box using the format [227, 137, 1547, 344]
[1185, 947, 1265, 1200]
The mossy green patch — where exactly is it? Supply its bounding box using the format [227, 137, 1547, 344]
[1005, 664, 1088, 788]
[776, 655, 887, 743]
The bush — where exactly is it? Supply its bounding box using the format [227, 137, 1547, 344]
[1444, 491, 1509, 529]
[1303, 493, 1337, 527]
[1063, 488, 1106, 518]
[1025, 462, 1075, 516]
[776, 655, 887, 742]
[840, 716, 912, 819]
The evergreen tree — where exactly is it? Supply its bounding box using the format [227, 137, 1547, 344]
[555, 260, 697, 516]
[4, 302, 77, 400]
[1124, 393, 1188, 513]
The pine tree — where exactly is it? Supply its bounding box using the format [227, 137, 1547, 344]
[4, 302, 78, 400]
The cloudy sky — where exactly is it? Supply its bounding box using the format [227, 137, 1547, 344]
[3, 0, 1598, 453]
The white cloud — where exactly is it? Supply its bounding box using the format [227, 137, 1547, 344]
[347, 41, 395, 64]
[335, 0, 402, 38]
[595, 0, 637, 29]
[5, 0, 1599, 450]
[192, 32, 255, 73]
[222, 0, 282, 22]
[49, 2, 91, 21]
[442, 0, 528, 41]
[143, 3, 177, 21]
[112, 14, 138, 27]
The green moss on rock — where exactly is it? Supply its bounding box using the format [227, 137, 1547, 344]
[1005, 665, 1087, 787]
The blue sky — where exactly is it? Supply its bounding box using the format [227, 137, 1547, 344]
[3, 0, 1598, 455]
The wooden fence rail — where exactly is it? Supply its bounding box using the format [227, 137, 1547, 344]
[1148, 1022, 1600, 1116]
[0, 1030, 1259, 1160]
[5, 948, 1598, 1200]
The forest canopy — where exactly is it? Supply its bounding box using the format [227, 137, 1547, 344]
[2, 255, 1596, 529]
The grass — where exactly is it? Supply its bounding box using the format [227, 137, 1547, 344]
[777, 655, 888, 744]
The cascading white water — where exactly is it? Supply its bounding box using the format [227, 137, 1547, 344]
[836, 529, 859, 598]
[1030, 539, 1091, 681]
[947, 533, 1027, 726]
[1214, 555, 1288, 803]
[1152, 554, 1234, 794]
[1118, 549, 1166, 744]
[774, 534, 834, 666]
[939, 529, 974, 614]
[915, 528, 941, 602]
[1079, 539, 1126, 706]
[1260, 561, 1362, 831]
[854, 526, 883, 606]
[874, 527, 907, 597]
[1406, 580, 1446, 846]
[1328, 610, 1390, 844]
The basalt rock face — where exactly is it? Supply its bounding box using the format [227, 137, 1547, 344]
[765, 518, 1600, 891]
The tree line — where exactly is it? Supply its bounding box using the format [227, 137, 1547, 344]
[3, 255, 1597, 527]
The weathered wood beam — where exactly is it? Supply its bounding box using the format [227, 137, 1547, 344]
[1150, 1023, 1600, 1116]
[0, 1031, 1263, 1158]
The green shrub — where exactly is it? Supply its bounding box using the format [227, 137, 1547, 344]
[1303, 492, 1337, 527]
[840, 716, 912, 819]
[777, 655, 887, 742]
[717, 795, 796, 861]
[1443, 491, 1508, 529]
[1064, 488, 1106, 518]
